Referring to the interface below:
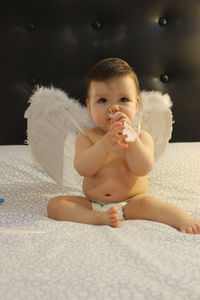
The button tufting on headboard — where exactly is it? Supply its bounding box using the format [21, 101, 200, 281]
[0, 0, 200, 144]
[25, 22, 35, 31]
[158, 17, 167, 26]
[91, 20, 102, 30]
[160, 74, 169, 83]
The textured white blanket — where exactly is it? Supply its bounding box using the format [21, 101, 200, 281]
[0, 143, 200, 300]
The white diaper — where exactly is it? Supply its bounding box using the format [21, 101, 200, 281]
[90, 199, 128, 221]
[58, 188, 128, 221]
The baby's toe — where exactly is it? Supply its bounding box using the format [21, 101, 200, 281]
[111, 216, 118, 222]
[187, 227, 194, 234]
[108, 206, 117, 214]
[192, 225, 199, 234]
[195, 223, 200, 233]
[112, 219, 120, 228]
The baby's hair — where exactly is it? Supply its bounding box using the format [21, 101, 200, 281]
[86, 58, 141, 97]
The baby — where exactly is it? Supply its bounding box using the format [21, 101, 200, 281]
[48, 57, 200, 234]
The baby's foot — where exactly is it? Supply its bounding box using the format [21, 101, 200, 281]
[99, 206, 120, 228]
[180, 218, 200, 234]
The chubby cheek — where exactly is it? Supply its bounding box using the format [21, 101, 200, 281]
[92, 112, 104, 126]
[129, 111, 137, 123]
[91, 110, 108, 128]
[122, 109, 135, 123]
[128, 104, 139, 121]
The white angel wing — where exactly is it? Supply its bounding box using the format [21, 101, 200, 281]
[136, 91, 173, 161]
[25, 87, 173, 187]
[24, 86, 94, 187]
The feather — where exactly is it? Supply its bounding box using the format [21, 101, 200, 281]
[139, 91, 173, 161]
[65, 109, 86, 135]
[25, 86, 94, 186]
[25, 87, 173, 187]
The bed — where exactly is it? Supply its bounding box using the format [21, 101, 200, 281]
[1, 143, 200, 300]
[1, 0, 200, 299]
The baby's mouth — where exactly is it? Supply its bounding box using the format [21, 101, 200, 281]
[107, 112, 115, 122]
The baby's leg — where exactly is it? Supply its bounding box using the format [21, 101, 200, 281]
[123, 194, 200, 234]
[47, 196, 120, 227]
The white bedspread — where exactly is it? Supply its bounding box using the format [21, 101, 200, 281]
[0, 143, 200, 300]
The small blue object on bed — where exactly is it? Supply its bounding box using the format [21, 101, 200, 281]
[0, 198, 5, 204]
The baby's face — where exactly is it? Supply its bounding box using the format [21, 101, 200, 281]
[87, 75, 139, 131]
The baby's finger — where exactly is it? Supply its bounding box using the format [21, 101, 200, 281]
[110, 122, 123, 130]
[119, 133, 129, 141]
[112, 136, 121, 145]
[111, 125, 125, 136]
[114, 136, 128, 148]
[117, 141, 128, 149]
[112, 136, 118, 144]
[122, 134, 128, 140]
[111, 112, 128, 123]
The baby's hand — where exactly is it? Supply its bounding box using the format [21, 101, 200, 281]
[109, 111, 138, 143]
[102, 122, 128, 150]
[110, 112, 131, 126]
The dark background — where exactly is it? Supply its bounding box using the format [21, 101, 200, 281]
[1, 0, 200, 144]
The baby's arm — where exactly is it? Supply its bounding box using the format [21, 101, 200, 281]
[125, 130, 154, 176]
[74, 132, 108, 176]
[74, 122, 127, 176]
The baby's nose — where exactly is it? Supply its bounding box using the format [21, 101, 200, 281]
[110, 105, 119, 113]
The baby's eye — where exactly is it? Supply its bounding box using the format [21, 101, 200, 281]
[97, 98, 107, 104]
[120, 97, 129, 102]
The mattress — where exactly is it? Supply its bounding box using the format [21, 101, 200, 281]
[0, 143, 200, 300]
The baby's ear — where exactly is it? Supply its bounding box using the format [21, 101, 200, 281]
[136, 96, 141, 110]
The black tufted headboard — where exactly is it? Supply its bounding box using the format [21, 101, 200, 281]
[1, 0, 200, 145]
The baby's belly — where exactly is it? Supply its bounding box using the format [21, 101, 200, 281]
[83, 174, 148, 203]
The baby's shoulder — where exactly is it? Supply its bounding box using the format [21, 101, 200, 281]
[76, 127, 96, 145]
[139, 129, 152, 138]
